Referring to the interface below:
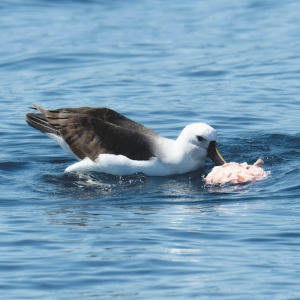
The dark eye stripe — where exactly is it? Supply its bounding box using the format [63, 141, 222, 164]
[197, 136, 204, 142]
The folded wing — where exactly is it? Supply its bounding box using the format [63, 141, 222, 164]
[26, 105, 158, 161]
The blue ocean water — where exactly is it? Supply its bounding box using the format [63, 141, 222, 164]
[1, 0, 300, 299]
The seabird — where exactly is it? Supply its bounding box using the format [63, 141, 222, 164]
[25, 105, 226, 176]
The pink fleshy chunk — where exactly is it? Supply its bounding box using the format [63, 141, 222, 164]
[204, 161, 270, 185]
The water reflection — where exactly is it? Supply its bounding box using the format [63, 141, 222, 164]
[204, 182, 254, 194]
[44, 185, 260, 232]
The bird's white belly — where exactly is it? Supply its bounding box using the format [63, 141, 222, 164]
[64, 153, 204, 176]
[65, 154, 172, 176]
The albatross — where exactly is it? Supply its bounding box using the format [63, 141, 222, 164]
[25, 105, 226, 176]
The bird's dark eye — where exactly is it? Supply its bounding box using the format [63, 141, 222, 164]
[197, 136, 204, 142]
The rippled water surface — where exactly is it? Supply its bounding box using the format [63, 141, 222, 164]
[1, 0, 300, 299]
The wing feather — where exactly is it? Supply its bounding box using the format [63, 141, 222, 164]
[31, 105, 156, 161]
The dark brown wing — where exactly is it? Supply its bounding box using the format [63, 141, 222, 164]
[29, 105, 157, 161]
[46, 106, 159, 139]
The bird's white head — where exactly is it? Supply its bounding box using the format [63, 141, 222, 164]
[181, 123, 217, 147]
[177, 123, 226, 166]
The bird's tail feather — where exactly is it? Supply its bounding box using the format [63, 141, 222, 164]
[25, 112, 58, 135]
